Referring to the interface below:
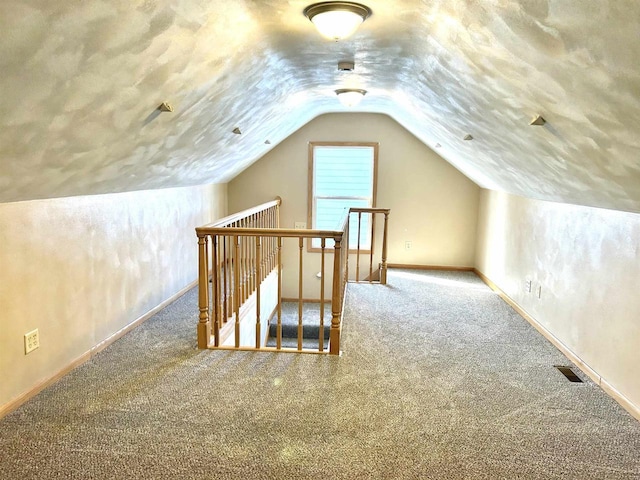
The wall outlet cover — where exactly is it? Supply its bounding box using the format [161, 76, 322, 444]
[24, 329, 39, 354]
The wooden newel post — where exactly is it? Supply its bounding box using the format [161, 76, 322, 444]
[330, 234, 343, 355]
[197, 234, 211, 349]
[381, 212, 389, 285]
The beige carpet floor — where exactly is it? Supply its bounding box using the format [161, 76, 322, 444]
[1, 269, 639, 479]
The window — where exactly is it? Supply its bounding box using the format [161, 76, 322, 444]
[308, 142, 378, 250]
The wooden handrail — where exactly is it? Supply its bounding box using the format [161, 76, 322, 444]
[200, 197, 281, 228]
[348, 207, 390, 214]
[196, 226, 345, 239]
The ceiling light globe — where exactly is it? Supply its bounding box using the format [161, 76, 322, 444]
[304, 2, 371, 41]
[336, 89, 367, 107]
[311, 11, 363, 40]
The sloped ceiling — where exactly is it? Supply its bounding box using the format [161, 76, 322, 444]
[2, 1, 640, 212]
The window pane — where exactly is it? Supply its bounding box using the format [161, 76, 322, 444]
[310, 143, 377, 250]
[314, 146, 374, 198]
[316, 198, 368, 231]
[313, 198, 370, 248]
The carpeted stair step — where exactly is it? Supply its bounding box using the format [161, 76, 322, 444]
[265, 336, 329, 350]
[267, 302, 332, 340]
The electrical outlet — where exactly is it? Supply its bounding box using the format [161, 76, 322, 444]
[525, 280, 532, 293]
[24, 329, 39, 354]
[294, 222, 306, 229]
[405, 241, 412, 250]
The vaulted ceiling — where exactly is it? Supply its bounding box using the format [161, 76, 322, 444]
[2, 1, 640, 212]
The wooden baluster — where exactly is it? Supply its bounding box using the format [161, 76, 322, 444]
[233, 225, 237, 309]
[263, 231, 268, 283]
[277, 236, 283, 350]
[298, 236, 303, 351]
[240, 220, 246, 303]
[248, 221, 253, 296]
[219, 237, 224, 323]
[234, 234, 241, 347]
[330, 234, 342, 355]
[381, 212, 389, 285]
[246, 219, 251, 296]
[344, 230, 349, 293]
[211, 235, 220, 346]
[319, 238, 325, 352]
[237, 222, 243, 304]
[263, 211, 268, 273]
[344, 215, 350, 284]
[197, 234, 210, 349]
[230, 234, 235, 315]
[255, 235, 261, 348]
[269, 210, 274, 271]
[253, 213, 262, 289]
[244, 220, 249, 302]
[252, 216, 256, 288]
[369, 212, 375, 283]
[258, 212, 263, 282]
[356, 212, 362, 282]
[248, 218, 252, 296]
[271, 208, 276, 270]
[266, 209, 272, 272]
[223, 235, 229, 321]
[250, 215, 255, 293]
[271, 207, 280, 272]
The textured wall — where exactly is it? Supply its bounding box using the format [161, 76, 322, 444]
[0, 184, 226, 409]
[2, 1, 640, 214]
[228, 113, 479, 298]
[475, 189, 640, 412]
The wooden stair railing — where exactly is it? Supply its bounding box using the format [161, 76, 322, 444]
[196, 199, 349, 355]
[196, 200, 389, 355]
[346, 207, 390, 285]
[196, 198, 281, 350]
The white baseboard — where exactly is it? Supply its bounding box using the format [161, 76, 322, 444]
[0, 279, 198, 420]
[474, 268, 640, 422]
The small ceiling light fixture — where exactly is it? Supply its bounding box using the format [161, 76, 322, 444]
[463, 134, 474, 141]
[335, 88, 367, 107]
[158, 102, 173, 112]
[304, 2, 372, 41]
[530, 115, 546, 126]
[435, 143, 442, 148]
[232, 127, 242, 135]
[338, 60, 355, 71]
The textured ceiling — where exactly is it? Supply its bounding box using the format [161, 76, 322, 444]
[2, 1, 640, 212]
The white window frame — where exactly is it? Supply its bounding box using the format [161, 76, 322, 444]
[307, 141, 378, 252]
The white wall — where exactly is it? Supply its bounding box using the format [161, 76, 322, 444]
[475, 189, 640, 415]
[228, 113, 480, 298]
[0, 184, 227, 410]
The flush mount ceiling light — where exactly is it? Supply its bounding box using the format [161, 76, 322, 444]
[304, 2, 372, 41]
[335, 88, 367, 107]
